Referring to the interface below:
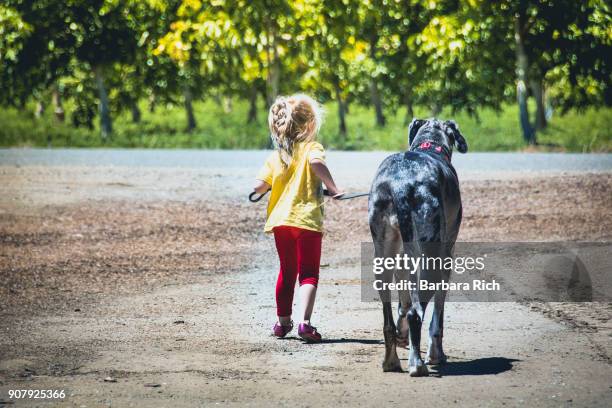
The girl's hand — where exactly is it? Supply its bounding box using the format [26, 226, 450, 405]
[253, 179, 271, 194]
[328, 189, 345, 199]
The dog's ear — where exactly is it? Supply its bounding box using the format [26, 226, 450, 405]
[408, 118, 426, 147]
[446, 120, 468, 153]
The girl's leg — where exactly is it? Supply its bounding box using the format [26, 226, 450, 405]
[273, 226, 299, 324]
[299, 284, 317, 324]
[296, 229, 323, 324]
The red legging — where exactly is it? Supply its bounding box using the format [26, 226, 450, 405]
[273, 225, 322, 317]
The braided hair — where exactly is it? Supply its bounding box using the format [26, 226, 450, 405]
[268, 94, 323, 168]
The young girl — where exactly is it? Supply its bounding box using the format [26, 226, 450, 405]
[253, 94, 343, 343]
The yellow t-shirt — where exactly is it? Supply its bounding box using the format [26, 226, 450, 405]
[256, 141, 326, 233]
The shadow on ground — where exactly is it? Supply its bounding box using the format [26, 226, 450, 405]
[322, 338, 383, 345]
[432, 357, 519, 377]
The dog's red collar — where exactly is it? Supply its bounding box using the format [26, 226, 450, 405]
[415, 141, 451, 162]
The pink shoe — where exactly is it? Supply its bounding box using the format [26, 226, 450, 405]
[298, 323, 322, 343]
[273, 321, 293, 338]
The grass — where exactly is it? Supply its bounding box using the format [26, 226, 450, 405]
[0, 99, 610, 152]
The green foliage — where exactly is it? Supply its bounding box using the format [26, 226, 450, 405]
[1, 99, 610, 152]
[0, 0, 610, 147]
[0, 4, 32, 64]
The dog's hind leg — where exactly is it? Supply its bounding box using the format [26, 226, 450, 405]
[407, 301, 429, 376]
[396, 240, 417, 349]
[396, 297, 410, 349]
[381, 293, 401, 372]
[373, 224, 403, 372]
[426, 289, 448, 365]
[426, 247, 451, 365]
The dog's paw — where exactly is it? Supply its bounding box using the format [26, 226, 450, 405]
[382, 359, 403, 373]
[409, 363, 429, 377]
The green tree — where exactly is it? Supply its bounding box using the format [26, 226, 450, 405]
[228, 0, 295, 122]
[156, 0, 244, 130]
[479, 0, 611, 144]
[298, 0, 361, 137]
[0, 1, 74, 108]
[72, 1, 139, 139]
[369, 0, 430, 125]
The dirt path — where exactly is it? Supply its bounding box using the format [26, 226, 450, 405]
[1, 159, 611, 407]
[3, 260, 610, 407]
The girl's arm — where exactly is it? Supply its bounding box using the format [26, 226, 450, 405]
[253, 179, 270, 194]
[309, 159, 344, 198]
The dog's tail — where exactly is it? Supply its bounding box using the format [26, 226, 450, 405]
[389, 187, 416, 247]
[391, 185, 442, 255]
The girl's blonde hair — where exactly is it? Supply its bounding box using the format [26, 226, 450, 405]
[268, 94, 323, 168]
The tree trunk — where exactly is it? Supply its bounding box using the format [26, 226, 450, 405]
[94, 65, 112, 140]
[370, 80, 385, 127]
[223, 95, 233, 113]
[34, 101, 45, 119]
[334, 80, 347, 137]
[148, 94, 156, 113]
[368, 35, 385, 127]
[531, 79, 547, 130]
[247, 85, 258, 123]
[131, 100, 141, 123]
[514, 16, 536, 144]
[403, 92, 414, 126]
[544, 87, 553, 121]
[52, 84, 65, 122]
[430, 102, 441, 117]
[213, 92, 222, 107]
[183, 87, 197, 131]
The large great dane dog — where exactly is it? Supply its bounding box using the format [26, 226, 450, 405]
[368, 118, 468, 376]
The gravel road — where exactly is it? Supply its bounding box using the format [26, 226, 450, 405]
[0, 149, 611, 407]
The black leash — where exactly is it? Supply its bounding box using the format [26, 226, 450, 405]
[249, 189, 369, 203]
[249, 191, 269, 202]
[334, 191, 370, 200]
